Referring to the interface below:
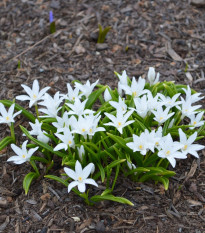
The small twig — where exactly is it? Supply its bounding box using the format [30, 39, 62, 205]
[5, 29, 64, 64]
[67, 34, 84, 57]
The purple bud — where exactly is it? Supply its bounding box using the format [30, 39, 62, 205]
[49, 11, 54, 23]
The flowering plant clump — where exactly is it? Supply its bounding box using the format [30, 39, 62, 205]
[1, 68, 205, 205]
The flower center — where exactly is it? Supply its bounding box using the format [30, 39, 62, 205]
[159, 117, 163, 121]
[166, 150, 170, 156]
[117, 122, 122, 127]
[155, 142, 159, 146]
[89, 128, 92, 133]
[193, 121, 197, 125]
[72, 96, 75, 100]
[183, 145, 188, 150]
[33, 94, 37, 99]
[78, 176, 83, 183]
[82, 128, 86, 132]
[68, 140, 72, 145]
[6, 116, 9, 121]
[22, 154, 26, 158]
[138, 145, 143, 150]
[132, 91, 137, 97]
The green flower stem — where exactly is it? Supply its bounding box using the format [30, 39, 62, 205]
[35, 104, 39, 119]
[111, 164, 120, 192]
[9, 123, 15, 142]
[157, 158, 164, 167]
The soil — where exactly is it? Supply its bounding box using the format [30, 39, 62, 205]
[0, 0, 205, 232]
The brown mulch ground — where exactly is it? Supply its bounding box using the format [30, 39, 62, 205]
[0, 0, 205, 232]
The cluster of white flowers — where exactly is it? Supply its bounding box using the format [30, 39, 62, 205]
[2, 67, 204, 194]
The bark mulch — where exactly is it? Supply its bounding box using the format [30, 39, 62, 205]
[0, 0, 205, 232]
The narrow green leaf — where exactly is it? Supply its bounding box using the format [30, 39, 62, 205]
[44, 175, 68, 187]
[0, 136, 15, 151]
[85, 86, 107, 109]
[151, 176, 169, 190]
[20, 126, 66, 158]
[90, 194, 134, 206]
[23, 172, 39, 195]
[106, 159, 126, 170]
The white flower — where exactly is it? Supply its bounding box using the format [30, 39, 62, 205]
[152, 106, 174, 124]
[64, 160, 98, 193]
[71, 113, 105, 139]
[52, 112, 71, 133]
[117, 70, 128, 96]
[120, 76, 147, 98]
[109, 96, 127, 114]
[177, 97, 201, 119]
[188, 111, 204, 129]
[75, 80, 99, 98]
[54, 128, 75, 151]
[178, 128, 204, 158]
[0, 103, 22, 126]
[104, 87, 112, 102]
[66, 98, 94, 116]
[147, 91, 161, 112]
[28, 119, 49, 144]
[154, 127, 163, 149]
[132, 95, 149, 118]
[147, 67, 160, 85]
[38, 92, 63, 118]
[126, 129, 158, 155]
[16, 79, 50, 108]
[182, 85, 203, 104]
[7, 140, 39, 164]
[127, 160, 137, 175]
[77, 145, 85, 161]
[158, 134, 186, 168]
[104, 107, 134, 134]
[158, 93, 181, 108]
[65, 83, 81, 101]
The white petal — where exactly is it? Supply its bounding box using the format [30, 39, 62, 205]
[84, 178, 98, 187]
[28, 147, 39, 157]
[16, 95, 31, 101]
[32, 80, 40, 94]
[0, 103, 7, 118]
[21, 84, 32, 96]
[68, 181, 78, 193]
[167, 157, 176, 168]
[82, 163, 94, 179]
[53, 143, 67, 151]
[8, 104, 15, 117]
[11, 144, 23, 156]
[75, 160, 83, 175]
[78, 182, 86, 193]
[64, 167, 77, 180]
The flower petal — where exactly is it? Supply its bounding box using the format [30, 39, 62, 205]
[84, 178, 98, 187]
[75, 160, 83, 175]
[82, 163, 94, 179]
[78, 182, 86, 193]
[11, 144, 23, 157]
[64, 167, 77, 180]
[68, 181, 78, 193]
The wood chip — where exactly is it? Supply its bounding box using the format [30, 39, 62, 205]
[165, 41, 183, 62]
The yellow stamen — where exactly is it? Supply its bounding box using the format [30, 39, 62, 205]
[68, 140, 72, 144]
[72, 97, 75, 100]
[155, 142, 159, 146]
[33, 94, 37, 99]
[78, 176, 83, 182]
[166, 150, 170, 156]
[133, 91, 137, 97]
[183, 145, 188, 150]
[193, 121, 197, 125]
[6, 116, 9, 121]
[159, 117, 163, 121]
[139, 145, 143, 150]
[22, 155, 26, 158]
[89, 128, 92, 133]
[118, 122, 122, 127]
[82, 128, 86, 132]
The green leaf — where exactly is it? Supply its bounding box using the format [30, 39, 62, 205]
[106, 159, 126, 170]
[20, 126, 66, 158]
[85, 86, 107, 109]
[44, 175, 68, 187]
[90, 194, 134, 206]
[23, 172, 39, 195]
[97, 25, 111, 43]
[151, 176, 170, 190]
[0, 100, 35, 122]
[0, 136, 15, 152]
[125, 167, 150, 176]
[96, 162, 105, 182]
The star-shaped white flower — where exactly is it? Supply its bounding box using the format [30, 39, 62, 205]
[152, 106, 174, 124]
[75, 80, 99, 98]
[64, 160, 98, 193]
[158, 134, 186, 168]
[7, 140, 39, 164]
[64, 83, 81, 101]
[109, 96, 127, 114]
[132, 95, 149, 118]
[178, 128, 204, 158]
[54, 127, 75, 151]
[16, 79, 50, 108]
[158, 93, 182, 108]
[182, 85, 204, 104]
[0, 103, 22, 126]
[104, 107, 134, 134]
[188, 111, 204, 129]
